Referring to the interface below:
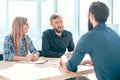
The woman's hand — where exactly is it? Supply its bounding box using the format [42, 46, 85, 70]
[25, 55, 34, 61]
[31, 52, 39, 61]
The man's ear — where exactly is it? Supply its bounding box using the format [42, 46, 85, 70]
[89, 12, 96, 23]
[89, 12, 94, 20]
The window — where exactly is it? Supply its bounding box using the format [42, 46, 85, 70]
[79, 0, 108, 36]
[0, 0, 6, 52]
[57, 0, 76, 43]
[8, 0, 41, 49]
[57, 0, 74, 32]
[113, 0, 120, 24]
[0, 0, 119, 53]
[41, 0, 54, 34]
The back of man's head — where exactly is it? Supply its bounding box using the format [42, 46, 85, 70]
[89, 1, 109, 23]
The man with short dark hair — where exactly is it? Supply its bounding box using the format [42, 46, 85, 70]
[60, 1, 120, 80]
[42, 13, 74, 58]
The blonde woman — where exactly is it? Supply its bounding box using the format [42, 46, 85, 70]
[3, 17, 39, 61]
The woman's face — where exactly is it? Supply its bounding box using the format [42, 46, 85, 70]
[22, 22, 29, 34]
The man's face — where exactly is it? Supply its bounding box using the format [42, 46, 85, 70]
[88, 13, 94, 31]
[51, 17, 64, 33]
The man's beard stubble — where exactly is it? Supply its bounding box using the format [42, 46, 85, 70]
[88, 19, 93, 31]
[54, 28, 63, 33]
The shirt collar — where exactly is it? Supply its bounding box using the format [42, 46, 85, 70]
[22, 35, 26, 41]
[52, 29, 66, 37]
[94, 23, 106, 30]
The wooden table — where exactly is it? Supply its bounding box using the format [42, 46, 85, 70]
[0, 57, 94, 80]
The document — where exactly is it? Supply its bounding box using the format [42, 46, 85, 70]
[18, 59, 48, 64]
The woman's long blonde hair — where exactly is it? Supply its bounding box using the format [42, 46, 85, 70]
[11, 17, 28, 56]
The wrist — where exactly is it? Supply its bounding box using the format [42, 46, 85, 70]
[62, 55, 68, 63]
[24, 56, 28, 61]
